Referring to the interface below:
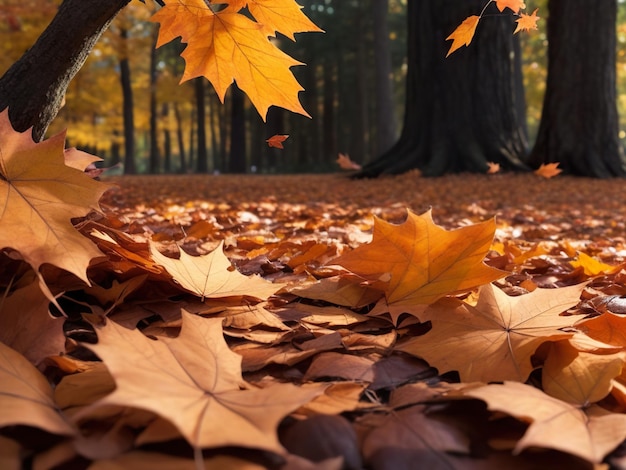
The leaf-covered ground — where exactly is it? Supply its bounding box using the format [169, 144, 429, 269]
[5, 172, 626, 470]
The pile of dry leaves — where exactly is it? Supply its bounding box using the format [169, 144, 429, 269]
[4, 170, 626, 470]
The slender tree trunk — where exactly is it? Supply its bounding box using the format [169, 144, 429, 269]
[322, 58, 337, 164]
[148, 33, 160, 174]
[0, 0, 131, 141]
[195, 78, 208, 173]
[358, 0, 528, 177]
[372, 0, 397, 155]
[528, 0, 626, 177]
[229, 84, 247, 173]
[173, 102, 187, 173]
[162, 103, 172, 173]
[119, 29, 136, 175]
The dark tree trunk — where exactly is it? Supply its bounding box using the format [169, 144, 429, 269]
[358, 0, 528, 177]
[162, 103, 172, 173]
[119, 29, 136, 175]
[372, 0, 397, 155]
[148, 33, 160, 174]
[528, 0, 626, 177]
[173, 103, 187, 173]
[0, 0, 131, 141]
[322, 59, 337, 164]
[228, 84, 247, 173]
[195, 78, 208, 173]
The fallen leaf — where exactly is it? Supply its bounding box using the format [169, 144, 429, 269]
[332, 209, 505, 308]
[80, 311, 325, 452]
[576, 312, 626, 348]
[0, 341, 75, 436]
[336, 153, 362, 171]
[397, 283, 586, 382]
[534, 162, 562, 178]
[150, 240, 281, 301]
[266, 134, 289, 149]
[446, 15, 480, 57]
[486, 161, 501, 174]
[570, 252, 621, 276]
[514, 8, 540, 34]
[464, 381, 626, 463]
[0, 109, 110, 283]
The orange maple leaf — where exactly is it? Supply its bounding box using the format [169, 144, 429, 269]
[266, 134, 289, 149]
[152, 0, 315, 120]
[246, 0, 324, 40]
[398, 283, 586, 382]
[486, 161, 500, 174]
[332, 209, 505, 308]
[446, 15, 480, 57]
[336, 153, 362, 171]
[495, 0, 526, 13]
[0, 109, 110, 284]
[514, 8, 540, 34]
[535, 162, 562, 178]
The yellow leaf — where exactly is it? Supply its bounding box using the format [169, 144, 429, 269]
[495, 0, 526, 13]
[151, 0, 311, 119]
[150, 240, 281, 301]
[514, 8, 540, 34]
[332, 209, 505, 307]
[0, 109, 110, 284]
[570, 252, 622, 276]
[246, 0, 323, 40]
[446, 15, 480, 57]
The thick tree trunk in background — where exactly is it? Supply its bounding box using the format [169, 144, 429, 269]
[529, 0, 626, 177]
[358, 0, 528, 177]
[372, 0, 397, 155]
[228, 85, 247, 173]
[119, 30, 136, 175]
[0, 0, 130, 141]
[195, 78, 208, 173]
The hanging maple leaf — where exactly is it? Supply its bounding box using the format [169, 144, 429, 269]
[79, 311, 325, 451]
[150, 241, 281, 301]
[266, 134, 289, 149]
[464, 381, 626, 463]
[495, 0, 526, 13]
[332, 209, 505, 308]
[0, 110, 110, 284]
[245, 0, 324, 40]
[446, 15, 480, 57]
[535, 162, 562, 178]
[397, 283, 586, 382]
[514, 8, 540, 34]
[151, 0, 317, 119]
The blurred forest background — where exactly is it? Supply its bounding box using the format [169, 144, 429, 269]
[2, 0, 626, 174]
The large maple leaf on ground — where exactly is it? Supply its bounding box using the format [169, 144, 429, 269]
[332, 209, 504, 308]
[80, 311, 325, 451]
[397, 283, 586, 382]
[151, 0, 318, 119]
[0, 110, 110, 284]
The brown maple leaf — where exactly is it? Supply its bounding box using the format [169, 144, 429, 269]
[446, 15, 479, 57]
[514, 8, 540, 34]
[0, 110, 110, 284]
[79, 311, 325, 452]
[332, 209, 505, 309]
[397, 283, 586, 382]
[266, 134, 289, 149]
[464, 381, 626, 463]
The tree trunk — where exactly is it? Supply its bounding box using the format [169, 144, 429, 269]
[119, 29, 136, 175]
[372, 0, 397, 155]
[0, 0, 131, 141]
[528, 0, 626, 177]
[228, 84, 247, 173]
[148, 32, 160, 174]
[173, 102, 187, 173]
[358, 0, 528, 177]
[162, 103, 172, 173]
[195, 78, 208, 173]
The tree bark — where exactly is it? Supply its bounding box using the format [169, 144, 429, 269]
[173, 102, 187, 173]
[528, 0, 626, 177]
[195, 78, 208, 173]
[119, 29, 136, 175]
[0, 0, 131, 141]
[358, 0, 528, 177]
[148, 32, 160, 174]
[228, 84, 247, 173]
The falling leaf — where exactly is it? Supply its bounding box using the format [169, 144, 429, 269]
[332, 209, 505, 308]
[535, 162, 562, 178]
[495, 0, 526, 13]
[486, 161, 500, 174]
[266, 134, 289, 149]
[464, 381, 626, 463]
[150, 240, 281, 301]
[80, 311, 325, 451]
[0, 341, 75, 436]
[542, 340, 625, 406]
[446, 15, 480, 58]
[336, 153, 362, 171]
[514, 8, 540, 34]
[245, 0, 324, 40]
[152, 0, 313, 119]
[397, 283, 586, 382]
[0, 109, 110, 283]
